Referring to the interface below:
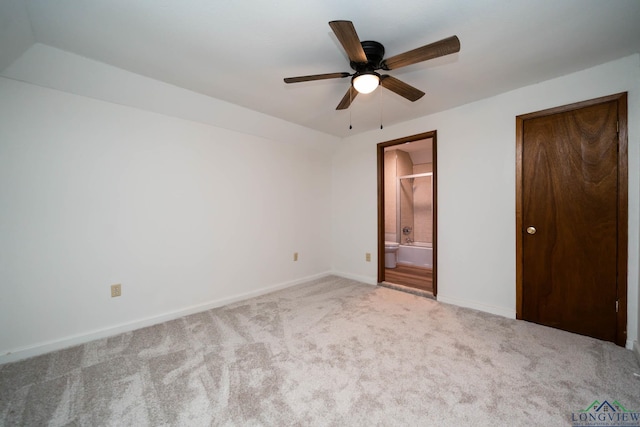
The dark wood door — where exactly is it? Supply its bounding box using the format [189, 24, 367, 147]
[518, 95, 627, 345]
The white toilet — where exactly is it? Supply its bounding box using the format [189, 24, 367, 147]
[384, 241, 399, 268]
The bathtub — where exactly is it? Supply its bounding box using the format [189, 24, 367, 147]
[397, 242, 432, 269]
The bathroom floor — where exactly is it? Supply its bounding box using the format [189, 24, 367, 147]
[384, 264, 433, 293]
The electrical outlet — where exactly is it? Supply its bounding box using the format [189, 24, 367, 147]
[366, 253, 371, 262]
[111, 284, 122, 298]
[293, 252, 299, 261]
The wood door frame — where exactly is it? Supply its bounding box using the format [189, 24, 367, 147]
[377, 130, 438, 296]
[515, 92, 628, 346]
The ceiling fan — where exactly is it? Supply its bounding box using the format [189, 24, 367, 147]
[284, 20, 460, 110]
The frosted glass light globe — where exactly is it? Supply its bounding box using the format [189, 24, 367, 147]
[353, 73, 380, 94]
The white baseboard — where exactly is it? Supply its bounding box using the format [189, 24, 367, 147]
[330, 270, 377, 285]
[437, 294, 516, 319]
[0, 271, 332, 365]
[633, 341, 640, 360]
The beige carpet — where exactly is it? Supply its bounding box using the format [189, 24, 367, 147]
[1, 276, 639, 426]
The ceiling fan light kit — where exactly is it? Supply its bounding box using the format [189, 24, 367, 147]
[284, 20, 460, 111]
[352, 72, 380, 94]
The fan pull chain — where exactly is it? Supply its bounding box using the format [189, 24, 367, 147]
[349, 88, 353, 130]
[379, 86, 384, 129]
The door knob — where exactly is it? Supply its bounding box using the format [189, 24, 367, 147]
[526, 226, 537, 235]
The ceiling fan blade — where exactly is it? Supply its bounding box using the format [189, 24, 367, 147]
[336, 86, 358, 110]
[380, 75, 425, 102]
[329, 20, 368, 63]
[382, 35, 460, 70]
[284, 72, 350, 84]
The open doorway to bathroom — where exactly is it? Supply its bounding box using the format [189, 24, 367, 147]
[377, 131, 437, 296]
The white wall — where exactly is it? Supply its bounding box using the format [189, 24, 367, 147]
[331, 54, 640, 348]
[1, 45, 638, 362]
[0, 70, 335, 361]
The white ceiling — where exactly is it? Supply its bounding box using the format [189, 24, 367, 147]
[2, 0, 639, 137]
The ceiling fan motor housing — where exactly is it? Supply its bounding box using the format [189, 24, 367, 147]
[350, 40, 385, 72]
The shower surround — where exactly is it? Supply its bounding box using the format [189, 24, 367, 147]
[384, 148, 433, 270]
